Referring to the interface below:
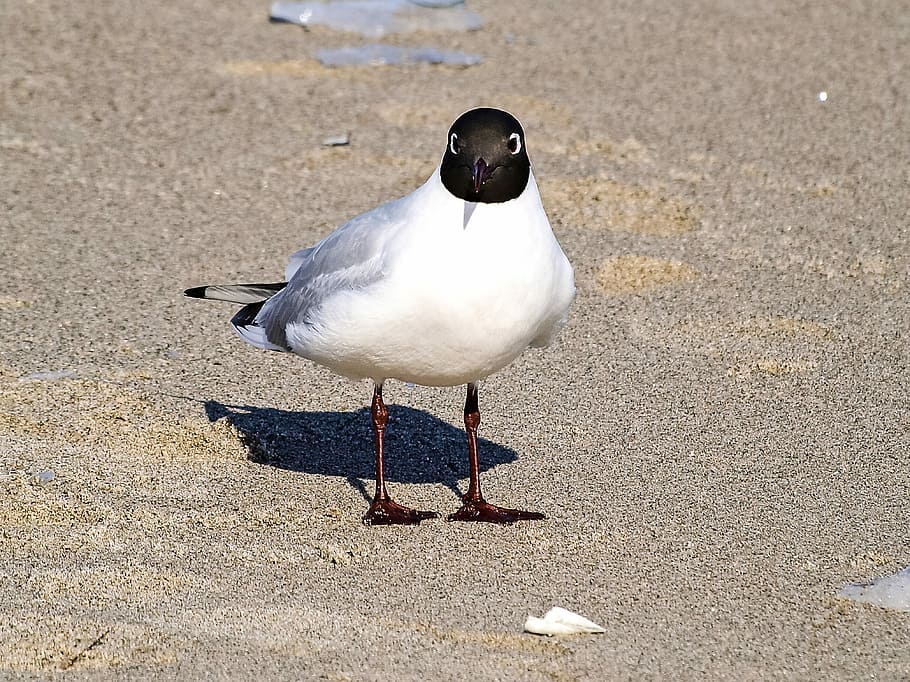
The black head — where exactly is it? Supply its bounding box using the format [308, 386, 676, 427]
[440, 108, 531, 203]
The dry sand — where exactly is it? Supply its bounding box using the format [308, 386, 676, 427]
[1, 0, 908, 679]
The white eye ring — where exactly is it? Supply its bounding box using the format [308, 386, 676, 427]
[508, 132, 521, 155]
[449, 132, 459, 155]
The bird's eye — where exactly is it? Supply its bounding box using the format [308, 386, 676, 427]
[507, 132, 521, 155]
[449, 132, 460, 155]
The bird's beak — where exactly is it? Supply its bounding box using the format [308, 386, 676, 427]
[472, 157, 493, 195]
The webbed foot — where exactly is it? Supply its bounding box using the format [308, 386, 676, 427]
[363, 499, 438, 526]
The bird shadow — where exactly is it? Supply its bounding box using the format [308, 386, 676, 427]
[204, 400, 520, 500]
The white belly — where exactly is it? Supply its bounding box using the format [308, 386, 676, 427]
[284, 174, 574, 385]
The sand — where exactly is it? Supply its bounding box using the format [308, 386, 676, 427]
[1, 0, 908, 678]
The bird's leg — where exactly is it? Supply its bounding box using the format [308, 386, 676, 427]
[447, 383, 546, 523]
[363, 382, 438, 526]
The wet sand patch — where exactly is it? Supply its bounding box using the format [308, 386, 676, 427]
[220, 59, 380, 81]
[0, 369, 248, 463]
[1, 617, 179, 672]
[597, 256, 700, 294]
[0, 296, 30, 310]
[727, 357, 819, 377]
[541, 177, 700, 235]
[662, 316, 839, 377]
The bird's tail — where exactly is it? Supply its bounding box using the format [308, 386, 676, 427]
[183, 282, 287, 304]
[184, 282, 289, 352]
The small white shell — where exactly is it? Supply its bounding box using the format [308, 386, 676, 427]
[322, 134, 350, 147]
[523, 606, 605, 636]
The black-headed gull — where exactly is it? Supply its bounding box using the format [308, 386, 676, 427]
[186, 108, 575, 525]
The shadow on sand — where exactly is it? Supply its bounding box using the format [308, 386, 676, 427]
[204, 400, 520, 500]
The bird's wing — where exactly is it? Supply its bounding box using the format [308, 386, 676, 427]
[284, 246, 316, 281]
[258, 197, 409, 349]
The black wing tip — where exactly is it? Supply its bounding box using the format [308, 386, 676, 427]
[231, 300, 267, 328]
[184, 285, 209, 299]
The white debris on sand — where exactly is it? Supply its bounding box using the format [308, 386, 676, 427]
[322, 134, 350, 146]
[839, 565, 910, 612]
[270, 0, 482, 38]
[524, 607, 605, 636]
[32, 470, 56, 485]
[20, 369, 78, 381]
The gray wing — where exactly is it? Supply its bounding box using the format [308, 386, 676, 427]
[257, 198, 407, 349]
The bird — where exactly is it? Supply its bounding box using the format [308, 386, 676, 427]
[185, 107, 575, 525]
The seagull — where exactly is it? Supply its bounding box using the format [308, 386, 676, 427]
[185, 107, 575, 525]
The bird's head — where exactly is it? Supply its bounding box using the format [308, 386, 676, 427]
[440, 107, 531, 204]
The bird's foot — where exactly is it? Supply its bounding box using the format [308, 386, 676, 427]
[446, 498, 546, 524]
[363, 498, 438, 526]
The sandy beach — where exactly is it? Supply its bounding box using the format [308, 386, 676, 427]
[1, 0, 908, 678]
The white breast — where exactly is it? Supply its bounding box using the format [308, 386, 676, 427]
[286, 170, 575, 386]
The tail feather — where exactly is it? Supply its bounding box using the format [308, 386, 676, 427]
[184, 282, 287, 304]
[230, 300, 288, 352]
[185, 282, 289, 353]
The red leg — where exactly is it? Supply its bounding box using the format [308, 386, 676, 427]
[363, 383, 438, 526]
[447, 383, 545, 524]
